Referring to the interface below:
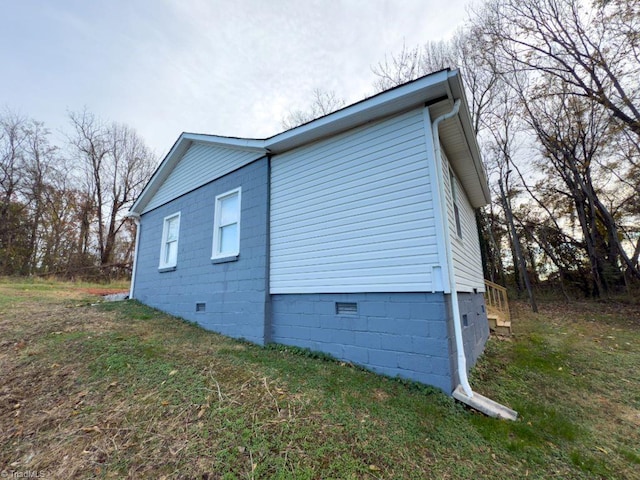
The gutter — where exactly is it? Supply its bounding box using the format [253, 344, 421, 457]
[431, 100, 518, 421]
[128, 214, 141, 300]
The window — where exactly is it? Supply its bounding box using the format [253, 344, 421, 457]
[212, 187, 241, 260]
[449, 168, 462, 238]
[159, 212, 180, 270]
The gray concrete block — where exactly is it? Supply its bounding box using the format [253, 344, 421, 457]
[368, 349, 397, 368]
[342, 345, 369, 364]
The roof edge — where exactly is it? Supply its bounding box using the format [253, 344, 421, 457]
[129, 132, 268, 214]
[445, 70, 491, 206]
[129, 68, 490, 215]
[265, 69, 452, 153]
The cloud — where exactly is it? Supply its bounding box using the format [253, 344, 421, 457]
[0, 0, 470, 156]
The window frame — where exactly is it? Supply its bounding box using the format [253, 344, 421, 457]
[159, 212, 181, 270]
[211, 187, 242, 261]
[449, 168, 463, 239]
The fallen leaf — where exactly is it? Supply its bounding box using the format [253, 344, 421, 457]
[369, 464, 381, 471]
[81, 426, 102, 433]
[197, 404, 209, 419]
[169, 369, 178, 376]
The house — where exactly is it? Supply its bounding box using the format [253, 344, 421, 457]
[128, 69, 494, 400]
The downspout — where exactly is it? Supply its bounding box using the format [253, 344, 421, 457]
[431, 100, 473, 397]
[128, 214, 141, 300]
[431, 100, 517, 420]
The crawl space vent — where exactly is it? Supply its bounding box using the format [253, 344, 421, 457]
[336, 302, 358, 315]
[195, 302, 206, 312]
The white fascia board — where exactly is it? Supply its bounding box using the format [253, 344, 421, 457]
[265, 70, 451, 153]
[128, 133, 268, 215]
[182, 133, 267, 152]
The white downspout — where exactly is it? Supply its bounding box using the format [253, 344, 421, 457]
[431, 99, 473, 398]
[429, 100, 517, 420]
[129, 214, 141, 300]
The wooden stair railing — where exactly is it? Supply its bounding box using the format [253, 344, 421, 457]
[484, 280, 511, 335]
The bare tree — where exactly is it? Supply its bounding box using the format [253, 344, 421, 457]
[68, 110, 156, 267]
[0, 112, 35, 274]
[0, 111, 27, 255]
[372, 31, 499, 136]
[482, 80, 539, 310]
[372, 40, 454, 91]
[281, 88, 345, 129]
[22, 120, 58, 274]
[480, 0, 640, 138]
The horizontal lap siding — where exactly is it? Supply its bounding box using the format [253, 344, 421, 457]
[143, 143, 262, 213]
[270, 109, 438, 293]
[442, 152, 485, 292]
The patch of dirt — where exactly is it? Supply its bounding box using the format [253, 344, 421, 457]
[372, 389, 390, 401]
[81, 288, 129, 296]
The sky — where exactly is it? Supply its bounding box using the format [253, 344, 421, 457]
[1, 0, 471, 158]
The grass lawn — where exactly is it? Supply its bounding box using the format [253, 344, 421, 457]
[0, 278, 639, 479]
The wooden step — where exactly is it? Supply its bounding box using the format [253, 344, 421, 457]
[484, 280, 512, 336]
[487, 313, 511, 336]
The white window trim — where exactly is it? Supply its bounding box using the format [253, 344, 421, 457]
[211, 187, 241, 260]
[159, 212, 181, 270]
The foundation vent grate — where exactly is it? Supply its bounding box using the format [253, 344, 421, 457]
[336, 302, 358, 315]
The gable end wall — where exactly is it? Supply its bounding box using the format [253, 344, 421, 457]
[132, 158, 269, 344]
[144, 143, 264, 213]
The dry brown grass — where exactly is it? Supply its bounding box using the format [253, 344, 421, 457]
[0, 282, 325, 478]
[1, 280, 639, 479]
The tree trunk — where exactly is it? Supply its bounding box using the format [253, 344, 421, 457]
[500, 178, 538, 312]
